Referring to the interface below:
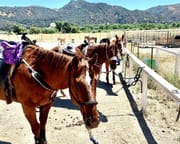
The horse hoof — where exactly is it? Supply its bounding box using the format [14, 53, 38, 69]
[35, 138, 47, 144]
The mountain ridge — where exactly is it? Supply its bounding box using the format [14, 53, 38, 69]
[0, 0, 179, 30]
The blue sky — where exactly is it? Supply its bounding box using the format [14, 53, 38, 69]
[0, 0, 179, 10]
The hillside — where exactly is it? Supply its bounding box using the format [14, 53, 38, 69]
[57, 0, 160, 24]
[146, 3, 180, 22]
[0, 0, 179, 30]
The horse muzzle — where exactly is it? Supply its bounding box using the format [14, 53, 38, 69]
[84, 115, 100, 129]
[110, 59, 117, 70]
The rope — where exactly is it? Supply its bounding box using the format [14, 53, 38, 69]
[123, 66, 144, 93]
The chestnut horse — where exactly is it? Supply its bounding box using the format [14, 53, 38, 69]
[0, 44, 99, 144]
[100, 34, 126, 84]
[53, 40, 118, 85]
[84, 36, 97, 45]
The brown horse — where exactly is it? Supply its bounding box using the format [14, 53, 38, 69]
[57, 37, 65, 45]
[51, 41, 117, 99]
[76, 42, 119, 88]
[0, 44, 99, 144]
[84, 36, 97, 45]
[53, 40, 118, 85]
[100, 34, 126, 84]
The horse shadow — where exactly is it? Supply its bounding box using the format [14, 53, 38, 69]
[52, 96, 108, 123]
[53, 97, 78, 110]
[97, 80, 118, 96]
[0, 141, 11, 144]
[119, 73, 157, 144]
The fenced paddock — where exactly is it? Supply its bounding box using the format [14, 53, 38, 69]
[121, 46, 180, 143]
[122, 29, 180, 110]
[125, 29, 180, 47]
[122, 48, 180, 111]
[128, 45, 180, 78]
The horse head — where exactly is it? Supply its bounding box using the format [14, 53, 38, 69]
[114, 33, 126, 57]
[84, 36, 97, 45]
[99, 38, 117, 70]
[68, 54, 99, 129]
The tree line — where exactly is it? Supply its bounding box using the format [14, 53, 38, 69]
[5, 21, 180, 35]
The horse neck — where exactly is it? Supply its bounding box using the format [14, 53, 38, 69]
[88, 44, 108, 65]
[31, 48, 71, 90]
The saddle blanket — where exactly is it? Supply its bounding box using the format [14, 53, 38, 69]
[0, 40, 23, 64]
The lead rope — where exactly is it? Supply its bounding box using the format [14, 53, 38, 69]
[123, 66, 144, 93]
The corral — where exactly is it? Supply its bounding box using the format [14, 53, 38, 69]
[0, 30, 180, 144]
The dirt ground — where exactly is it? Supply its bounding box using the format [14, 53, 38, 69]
[0, 63, 180, 144]
[0, 43, 180, 144]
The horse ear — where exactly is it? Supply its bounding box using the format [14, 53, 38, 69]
[71, 56, 80, 68]
[115, 34, 118, 40]
[122, 33, 125, 40]
[89, 53, 98, 65]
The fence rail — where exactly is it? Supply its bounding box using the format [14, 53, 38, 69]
[123, 48, 180, 111]
[154, 46, 180, 76]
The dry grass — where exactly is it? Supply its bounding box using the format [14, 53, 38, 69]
[0, 31, 125, 43]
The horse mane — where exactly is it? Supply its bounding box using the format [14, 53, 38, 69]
[88, 43, 108, 57]
[24, 45, 72, 71]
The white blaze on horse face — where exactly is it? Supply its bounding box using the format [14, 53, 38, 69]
[110, 56, 117, 61]
[121, 41, 125, 54]
[86, 71, 91, 86]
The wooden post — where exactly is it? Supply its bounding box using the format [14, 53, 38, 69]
[141, 72, 147, 111]
[175, 55, 180, 76]
[155, 48, 159, 71]
[129, 57, 133, 79]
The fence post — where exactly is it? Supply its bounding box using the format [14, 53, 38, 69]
[175, 55, 180, 77]
[155, 48, 159, 70]
[129, 57, 133, 79]
[141, 71, 147, 111]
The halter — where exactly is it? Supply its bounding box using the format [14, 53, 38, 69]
[120, 41, 125, 54]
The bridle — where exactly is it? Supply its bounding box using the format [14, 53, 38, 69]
[68, 63, 98, 108]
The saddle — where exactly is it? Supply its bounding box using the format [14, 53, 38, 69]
[1, 41, 23, 64]
[62, 43, 77, 56]
[0, 40, 24, 104]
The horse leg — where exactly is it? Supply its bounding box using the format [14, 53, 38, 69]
[112, 70, 116, 85]
[39, 103, 53, 144]
[105, 62, 109, 84]
[21, 104, 41, 143]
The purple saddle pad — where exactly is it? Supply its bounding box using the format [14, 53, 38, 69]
[1, 41, 23, 64]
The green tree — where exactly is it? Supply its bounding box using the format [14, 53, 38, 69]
[12, 24, 27, 35]
[62, 22, 72, 33]
[55, 21, 63, 32]
[29, 27, 41, 34]
[41, 28, 57, 34]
